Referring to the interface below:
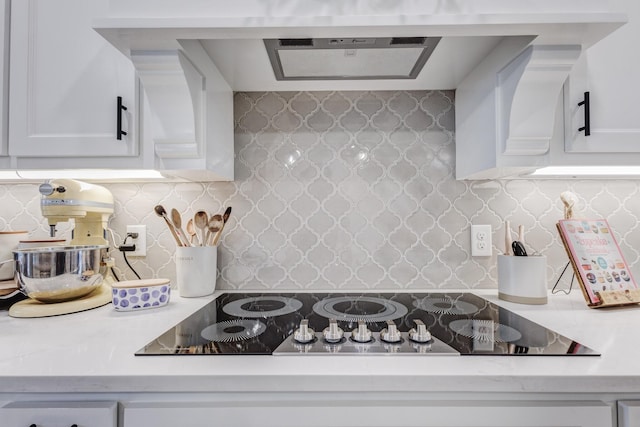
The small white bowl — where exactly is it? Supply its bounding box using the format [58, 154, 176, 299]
[111, 278, 171, 311]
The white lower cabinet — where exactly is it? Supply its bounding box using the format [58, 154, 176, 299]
[618, 401, 640, 427]
[0, 401, 117, 427]
[121, 400, 613, 427]
[0, 397, 616, 427]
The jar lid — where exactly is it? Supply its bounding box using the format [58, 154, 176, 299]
[112, 278, 170, 289]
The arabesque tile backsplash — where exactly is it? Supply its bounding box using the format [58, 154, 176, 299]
[2, 90, 640, 291]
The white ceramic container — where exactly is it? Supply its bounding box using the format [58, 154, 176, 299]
[175, 246, 217, 297]
[498, 254, 548, 305]
[111, 278, 171, 311]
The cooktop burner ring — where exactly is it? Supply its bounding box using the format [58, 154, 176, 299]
[312, 296, 408, 323]
[448, 319, 522, 343]
[200, 319, 267, 343]
[413, 297, 479, 315]
[222, 296, 303, 318]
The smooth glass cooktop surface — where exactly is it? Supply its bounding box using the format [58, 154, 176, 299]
[136, 292, 598, 356]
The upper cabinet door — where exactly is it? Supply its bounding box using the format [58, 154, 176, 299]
[564, 0, 640, 153]
[0, 0, 8, 156]
[8, 0, 137, 157]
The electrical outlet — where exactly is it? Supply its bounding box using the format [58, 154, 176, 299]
[126, 225, 147, 257]
[471, 224, 492, 257]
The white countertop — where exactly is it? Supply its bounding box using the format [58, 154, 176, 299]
[2, 289, 640, 395]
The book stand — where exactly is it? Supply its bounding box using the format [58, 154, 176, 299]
[557, 219, 640, 308]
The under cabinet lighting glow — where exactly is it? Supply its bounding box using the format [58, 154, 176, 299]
[0, 171, 21, 180]
[0, 169, 168, 182]
[17, 170, 166, 180]
[530, 166, 640, 177]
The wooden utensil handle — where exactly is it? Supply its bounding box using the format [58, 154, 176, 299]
[163, 216, 183, 247]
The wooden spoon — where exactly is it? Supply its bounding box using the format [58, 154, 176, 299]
[205, 214, 223, 246]
[194, 211, 209, 246]
[170, 208, 192, 247]
[212, 206, 232, 246]
[186, 218, 197, 245]
[154, 205, 183, 247]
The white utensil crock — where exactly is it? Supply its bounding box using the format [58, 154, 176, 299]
[498, 254, 548, 305]
[175, 246, 217, 297]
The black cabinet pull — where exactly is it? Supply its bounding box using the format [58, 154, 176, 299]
[28, 421, 78, 426]
[577, 91, 590, 136]
[117, 96, 128, 140]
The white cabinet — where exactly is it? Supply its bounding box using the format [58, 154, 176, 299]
[0, 400, 117, 427]
[122, 400, 613, 427]
[455, 0, 640, 180]
[8, 0, 137, 158]
[3, 0, 234, 181]
[618, 401, 640, 427]
[0, 0, 8, 157]
[564, 0, 640, 154]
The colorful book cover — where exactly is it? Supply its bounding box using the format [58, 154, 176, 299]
[557, 219, 638, 304]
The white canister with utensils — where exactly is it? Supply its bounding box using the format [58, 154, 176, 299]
[175, 245, 217, 297]
[498, 254, 548, 305]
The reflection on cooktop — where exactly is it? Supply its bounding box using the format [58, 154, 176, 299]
[136, 292, 598, 357]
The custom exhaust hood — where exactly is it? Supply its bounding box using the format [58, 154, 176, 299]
[93, 0, 626, 179]
[263, 37, 441, 81]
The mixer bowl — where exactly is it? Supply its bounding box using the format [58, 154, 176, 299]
[13, 245, 108, 303]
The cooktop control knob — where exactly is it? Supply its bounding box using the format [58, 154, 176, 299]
[380, 320, 402, 343]
[293, 319, 315, 344]
[351, 320, 372, 343]
[323, 319, 344, 343]
[408, 319, 432, 343]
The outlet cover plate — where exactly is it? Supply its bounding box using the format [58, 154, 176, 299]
[126, 224, 147, 257]
[471, 224, 492, 257]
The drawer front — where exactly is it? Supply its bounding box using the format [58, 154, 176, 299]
[0, 401, 117, 427]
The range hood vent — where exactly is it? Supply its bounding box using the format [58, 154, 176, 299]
[264, 37, 441, 81]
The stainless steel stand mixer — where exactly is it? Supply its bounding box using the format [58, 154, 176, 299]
[8, 179, 116, 317]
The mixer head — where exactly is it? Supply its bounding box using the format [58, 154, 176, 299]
[39, 179, 114, 246]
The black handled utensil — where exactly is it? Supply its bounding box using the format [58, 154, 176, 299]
[512, 240, 528, 256]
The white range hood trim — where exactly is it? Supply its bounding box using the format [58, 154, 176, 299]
[498, 45, 582, 156]
[92, 1, 627, 181]
[102, 0, 617, 19]
[131, 50, 204, 159]
[130, 42, 235, 182]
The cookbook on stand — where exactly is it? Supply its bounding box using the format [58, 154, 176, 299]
[557, 219, 640, 308]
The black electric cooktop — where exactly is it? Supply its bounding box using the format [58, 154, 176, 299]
[136, 292, 598, 356]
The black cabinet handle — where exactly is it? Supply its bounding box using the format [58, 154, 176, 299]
[117, 96, 128, 140]
[577, 91, 590, 136]
[27, 424, 76, 427]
